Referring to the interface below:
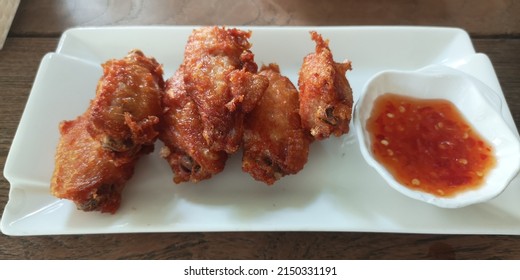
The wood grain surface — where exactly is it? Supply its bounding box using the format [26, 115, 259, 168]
[9, 0, 520, 37]
[1, 0, 520, 259]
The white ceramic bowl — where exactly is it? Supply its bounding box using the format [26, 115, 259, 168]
[355, 65, 520, 208]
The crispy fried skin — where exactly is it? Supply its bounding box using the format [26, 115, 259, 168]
[51, 50, 164, 213]
[51, 114, 137, 214]
[182, 26, 268, 154]
[298, 31, 353, 140]
[160, 68, 227, 183]
[89, 49, 164, 153]
[242, 64, 310, 185]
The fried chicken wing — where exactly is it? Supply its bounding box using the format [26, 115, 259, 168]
[182, 26, 268, 154]
[298, 31, 353, 140]
[51, 114, 137, 213]
[160, 68, 227, 183]
[51, 50, 164, 213]
[242, 64, 310, 185]
[89, 49, 164, 154]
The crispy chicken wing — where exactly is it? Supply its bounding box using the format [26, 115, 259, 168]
[51, 114, 137, 213]
[242, 64, 310, 185]
[160, 68, 228, 183]
[89, 49, 164, 154]
[182, 26, 268, 154]
[51, 50, 164, 213]
[298, 31, 353, 140]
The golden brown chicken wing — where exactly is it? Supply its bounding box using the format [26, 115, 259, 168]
[88, 49, 164, 154]
[51, 50, 164, 213]
[242, 64, 310, 185]
[51, 114, 137, 213]
[159, 68, 228, 183]
[298, 31, 353, 140]
[182, 26, 268, 154]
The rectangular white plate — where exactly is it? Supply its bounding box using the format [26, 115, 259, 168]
[2, 26, 520, 236]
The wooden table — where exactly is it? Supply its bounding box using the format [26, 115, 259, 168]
[1, 0, 519, 259]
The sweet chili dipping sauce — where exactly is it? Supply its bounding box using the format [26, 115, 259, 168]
[367, 93, 496, 197]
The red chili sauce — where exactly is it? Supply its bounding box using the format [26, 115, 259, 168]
[366, 93, 496, 197]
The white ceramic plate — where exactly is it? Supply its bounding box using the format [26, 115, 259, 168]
[2, 26, 520, 236]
